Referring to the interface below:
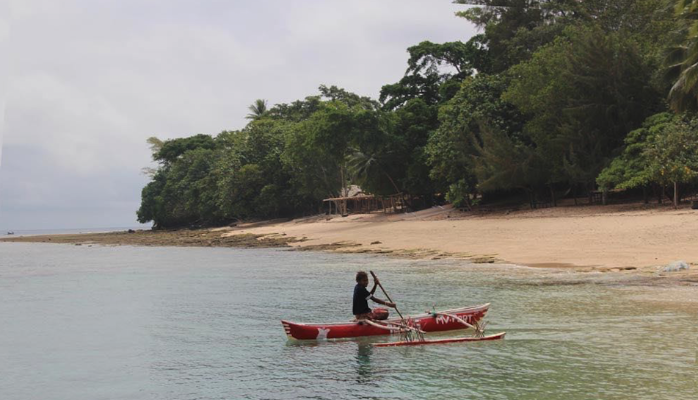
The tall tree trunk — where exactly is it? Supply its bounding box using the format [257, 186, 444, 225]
[674, 181, 679, 209]
[664, 184, 672, 204]
[340, 165, 347, 215]
[549, 184, 557, 207]
[528, 189, 536, 209]
[383, 171, 412, 211]
[642, 186, 648, 204]
[463, 193, 473, 212]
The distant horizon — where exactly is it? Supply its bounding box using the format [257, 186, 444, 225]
[0, 224, 152, 233]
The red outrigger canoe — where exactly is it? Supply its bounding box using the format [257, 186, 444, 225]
[281, 303, 490, 341]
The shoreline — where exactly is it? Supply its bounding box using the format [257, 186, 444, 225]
[3, 203, 697, 290]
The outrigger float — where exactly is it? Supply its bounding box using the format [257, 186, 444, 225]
[282, 273, 506, 347]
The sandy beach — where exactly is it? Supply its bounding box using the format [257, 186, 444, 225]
[3, 202, 698, 292]
[238, 203, 698, 270]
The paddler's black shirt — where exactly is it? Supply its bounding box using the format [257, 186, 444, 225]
[353, 283, 372, 315]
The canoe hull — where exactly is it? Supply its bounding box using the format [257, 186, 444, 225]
[281, 303, 490, 341]
[373, 332, 506, 347]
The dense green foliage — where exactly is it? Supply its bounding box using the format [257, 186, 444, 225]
[138, 0, 698, 227]
[596, 112, 698, 206]
[597, 113, 675, 191]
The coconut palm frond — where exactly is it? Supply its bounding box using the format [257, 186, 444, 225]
[665, 0, 698, 112]
[246, 99, 268, 120]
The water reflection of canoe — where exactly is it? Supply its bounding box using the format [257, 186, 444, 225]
[281, 303, 490, 341]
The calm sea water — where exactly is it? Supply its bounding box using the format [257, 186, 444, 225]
[0, 227, 150, 238]
[0, 243, 695, 400]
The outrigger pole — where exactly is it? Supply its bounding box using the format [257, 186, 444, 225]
[362, 319, 426, 335]
[431, 311, 486, 338]
[364, 271, 503, 347]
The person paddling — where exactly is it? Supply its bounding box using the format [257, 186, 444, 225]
[353, 271, 395, 320]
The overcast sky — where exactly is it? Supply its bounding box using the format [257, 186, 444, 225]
[0, 0, 477, 230]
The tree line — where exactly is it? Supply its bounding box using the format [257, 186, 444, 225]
[138, 0, 698, 228]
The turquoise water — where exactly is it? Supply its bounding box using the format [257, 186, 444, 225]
[1, 243, 695, 399]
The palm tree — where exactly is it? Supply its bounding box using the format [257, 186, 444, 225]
[141, 136, 165, 177]
[347, 149, 400, 194]
[666, 0, 698, 112]
[347, 149, 411, 210]
[246, 99, 268, 120]
[146, 136, 164, 154]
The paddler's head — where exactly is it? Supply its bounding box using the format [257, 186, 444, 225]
[356, 271, 369, 287]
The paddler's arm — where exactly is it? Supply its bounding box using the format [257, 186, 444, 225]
[370, 296, 396, 308]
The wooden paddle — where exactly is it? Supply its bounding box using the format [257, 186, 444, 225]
[370, 271, 423, 342]
[369, 271, 404, 320]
